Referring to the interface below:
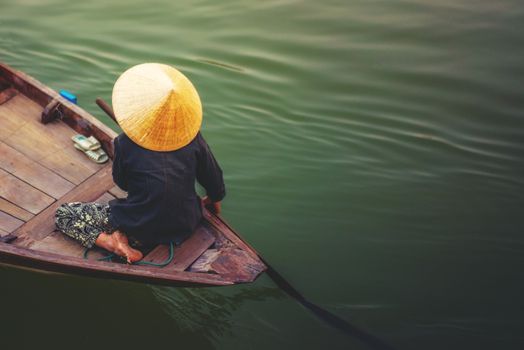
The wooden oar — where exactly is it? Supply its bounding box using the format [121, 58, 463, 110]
[213, 214, 397, 350]
[95, 98, 396, 350]
[96, 98, 117, 123]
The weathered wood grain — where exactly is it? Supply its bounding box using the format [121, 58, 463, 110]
[0, 210, 24, 233]
[14, 164, 114, 244]
[17, 95, 102, 173]
[171, 224, 216, 271]
[2, 94, 103, 172]
[203, 210, 261, 260]
[1, 109, 96, 184]
[39, 150, 94, 184]
[0, 62, 117, 158]
[30, 230, 107, 260]
[208, 248, 266, 283]
[0, 197, 34, 221]
[0, 141, 75, 198]
[0, 168, 55, 214]
[30, 230, 86, 258]
[188, 246, 266, 283]
[141, 244, 170, 264]
[141, 224, 216, 271]
[0, 87, 17, 105]
[0, 242, 232, 287]
[0, 97, 26, 141]
[188, 249, 221, 272]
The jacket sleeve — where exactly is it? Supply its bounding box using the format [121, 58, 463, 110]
[112, 136, 128, 191]
[196, 133, 226, 202]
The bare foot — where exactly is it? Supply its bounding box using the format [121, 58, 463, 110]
[95, 230, 143, 263]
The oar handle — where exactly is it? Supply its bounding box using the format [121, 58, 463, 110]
[95, 98, 117, 123]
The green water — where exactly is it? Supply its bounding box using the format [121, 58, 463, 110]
[1, 0, 524, 349]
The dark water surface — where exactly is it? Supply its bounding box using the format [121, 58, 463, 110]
[1, 0, 524, 349]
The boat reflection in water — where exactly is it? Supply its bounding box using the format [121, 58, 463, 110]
[2, 264, 283, 348]
[152, 283, 285, 343]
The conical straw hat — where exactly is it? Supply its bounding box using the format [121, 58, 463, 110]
[112, 63, 202, 151]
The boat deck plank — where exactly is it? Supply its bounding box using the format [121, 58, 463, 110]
[30, 229, 107, 260]
[0, 197, 34, 222]
[0, 94, 103, 184]
[0, 100, 26, 141]
[0, 210, 24, 233]
[0, 168, 55, 214]
[0, 87, 17, 105]
[39, 150, 95, 185]
[14, 165, 114, 246]
[30, 230, 87, 258]
[142, 224, 216, 271]
[207, 248, 266, 283]
[2, 126, 93, 185]
[171, 224, 216, 271]
[141, 244, 170, 264]
[0, 141, 75, 199]
[203, 210, 261, 260]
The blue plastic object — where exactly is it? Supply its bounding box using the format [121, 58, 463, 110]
[59, 89, 77, 104]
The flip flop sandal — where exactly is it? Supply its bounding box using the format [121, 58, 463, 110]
[71, 134, 101, 151]
[74, 143, 109, 164]
[86, 136, 101, 150]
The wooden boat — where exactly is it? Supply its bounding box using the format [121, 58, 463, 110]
[0, 62, 266, 286]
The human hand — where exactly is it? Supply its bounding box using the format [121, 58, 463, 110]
[202, 196, 221, 214]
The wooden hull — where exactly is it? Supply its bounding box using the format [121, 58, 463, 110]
[0, 62, 266, 286]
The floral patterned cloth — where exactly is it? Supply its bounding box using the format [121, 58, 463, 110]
[55, 202, 115, 248]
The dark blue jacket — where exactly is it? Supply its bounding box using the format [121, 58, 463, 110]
[108, 132, 225, 245]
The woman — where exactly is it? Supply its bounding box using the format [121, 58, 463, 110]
[55, 63, 225, 263]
